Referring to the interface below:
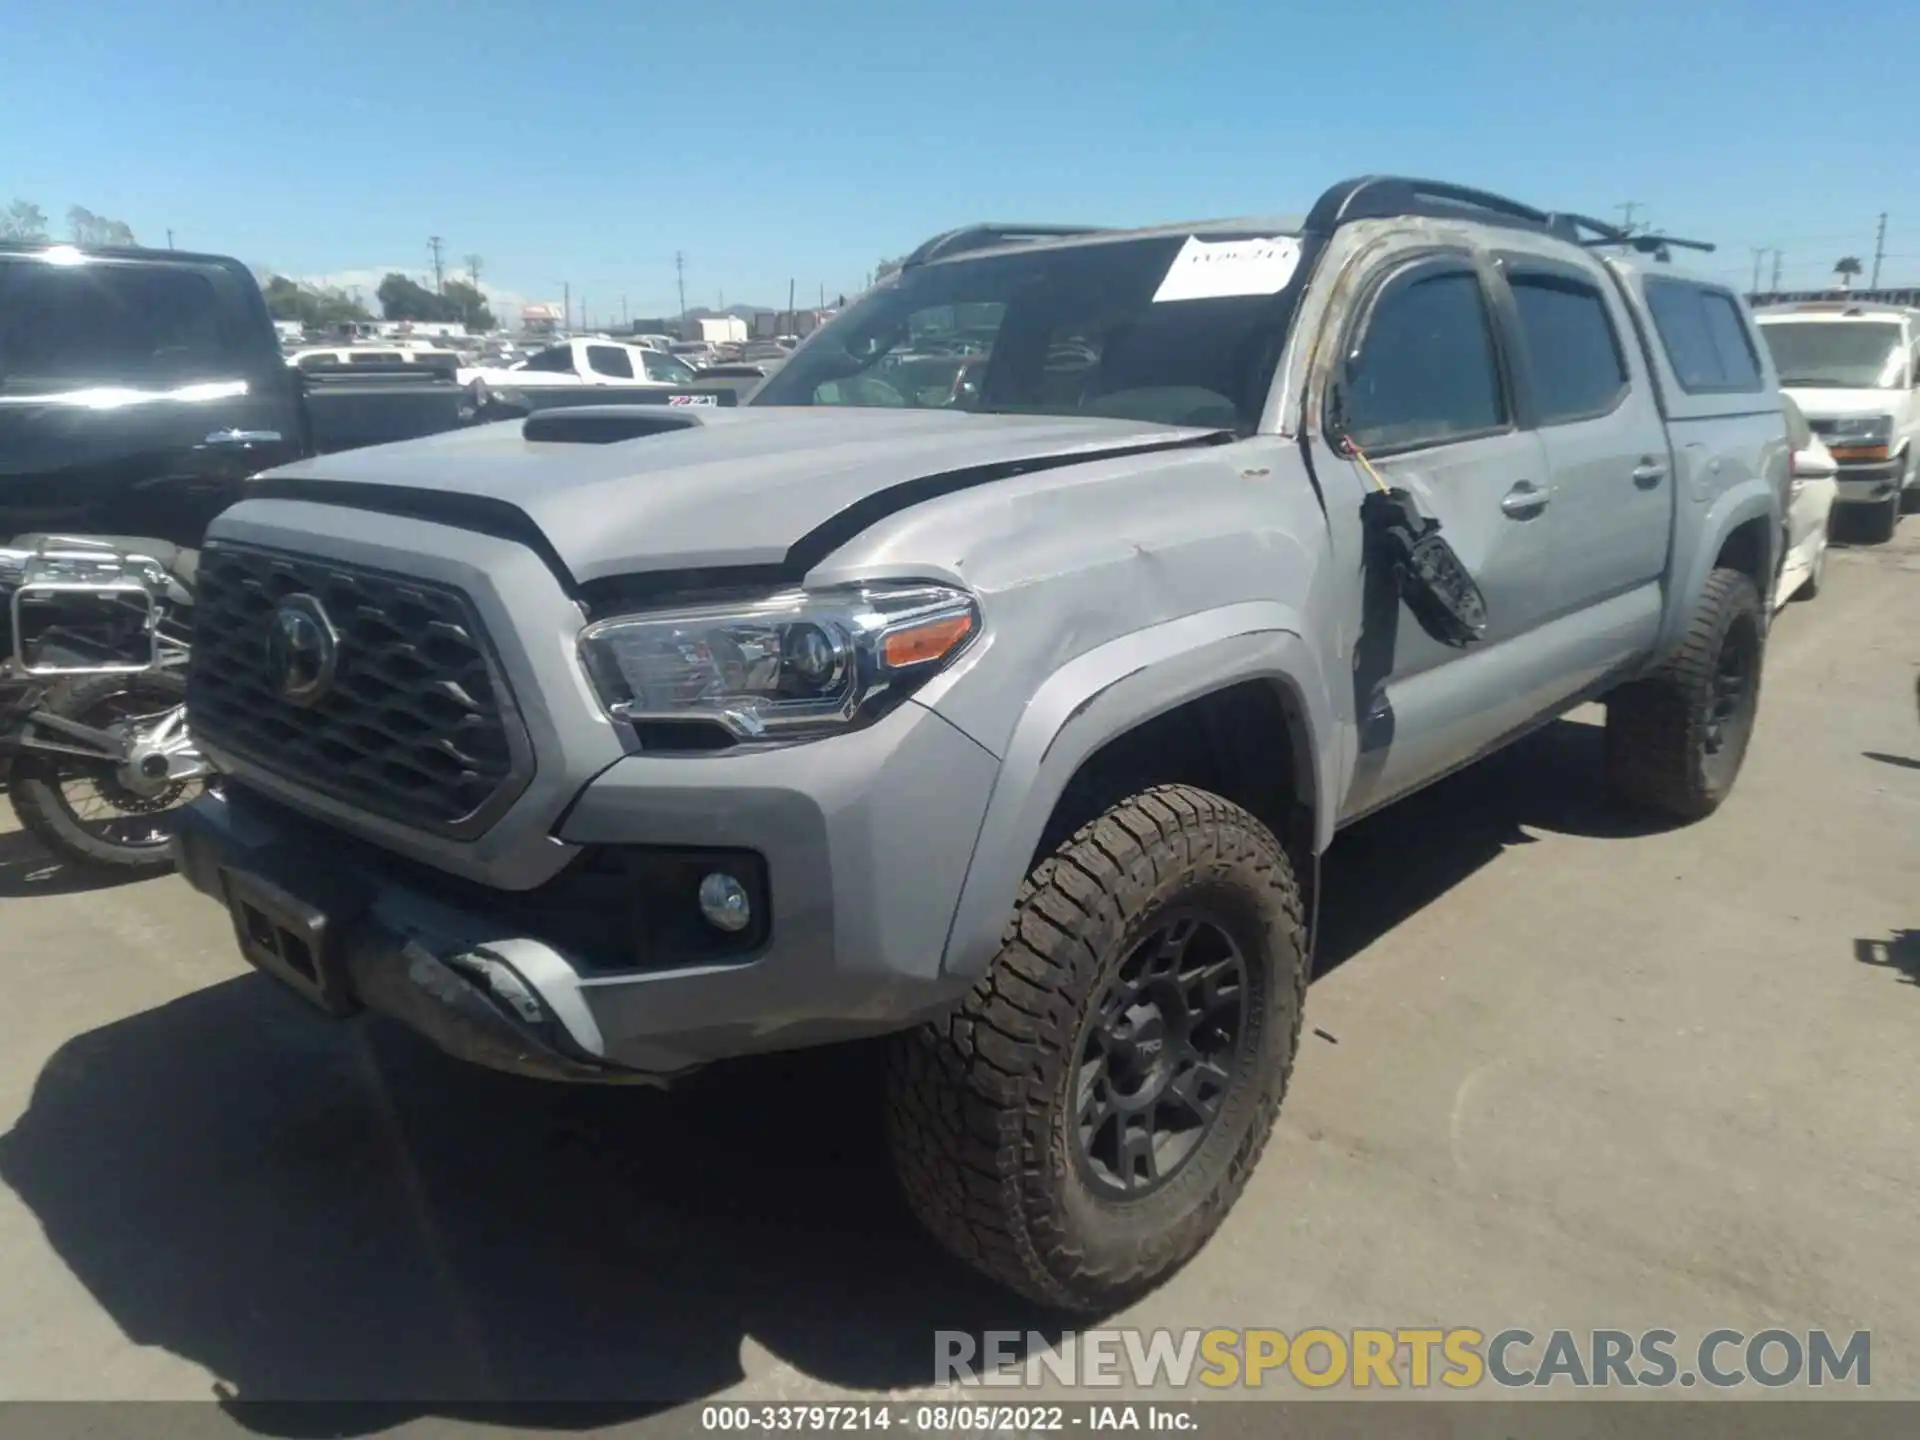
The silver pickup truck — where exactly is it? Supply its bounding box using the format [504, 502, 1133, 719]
[173, 177, 1788, 1311]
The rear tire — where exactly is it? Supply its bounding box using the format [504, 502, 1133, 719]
[1604, 567, 1764, 822]
[885, 785, 1307, 1312]
[8, 672, 195, 873]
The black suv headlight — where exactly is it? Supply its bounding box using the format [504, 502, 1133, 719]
[578, 582, 979, 742]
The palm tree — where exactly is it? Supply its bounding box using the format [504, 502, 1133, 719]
[1834, 256, 1864, 290]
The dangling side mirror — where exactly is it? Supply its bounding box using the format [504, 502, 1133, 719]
[1361, 488, 1489, 648]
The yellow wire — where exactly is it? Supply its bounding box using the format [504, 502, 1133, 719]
[1344, 436, 1393, 493]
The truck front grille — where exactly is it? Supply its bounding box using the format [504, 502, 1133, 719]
[189, 544, 529, 836]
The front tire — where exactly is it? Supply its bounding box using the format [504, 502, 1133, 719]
[1862, 492, 1900, 543]
[1604, 567, 1764, 822]
[885, 785, 1307, 1312]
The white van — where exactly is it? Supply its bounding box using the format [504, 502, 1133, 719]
[1755, 302, 1920, 541]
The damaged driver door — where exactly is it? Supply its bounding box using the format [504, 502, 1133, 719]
[1324, 251, 1556, 820]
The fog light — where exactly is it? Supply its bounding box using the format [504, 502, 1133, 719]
[697, 871, 752, 932]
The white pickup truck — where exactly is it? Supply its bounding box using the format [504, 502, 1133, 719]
[459, 339, 706, 415]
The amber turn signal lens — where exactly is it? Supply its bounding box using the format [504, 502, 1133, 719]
[1828, 444, 1889, 462]
[881, 613, 975, 668]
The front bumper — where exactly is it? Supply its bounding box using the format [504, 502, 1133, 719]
[175, 697, 999, 1080]
[1832, 456, 1905, 505]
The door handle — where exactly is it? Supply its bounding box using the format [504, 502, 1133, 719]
[1632, 457, 1668, 486]
[1500, 481, 1550, 518]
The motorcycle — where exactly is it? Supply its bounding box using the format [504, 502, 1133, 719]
[0, 535, 210, 873]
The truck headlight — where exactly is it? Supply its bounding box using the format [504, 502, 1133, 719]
[1827, 415, 1893, 443]
[578, 583, 979, 741]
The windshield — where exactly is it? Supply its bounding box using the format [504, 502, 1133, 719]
[0, 257, 247, 391]
[1758, 320, 1907, 389]
[750, 233, 1309, 432]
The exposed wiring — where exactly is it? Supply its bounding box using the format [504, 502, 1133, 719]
[1342, 434, 1393, 494]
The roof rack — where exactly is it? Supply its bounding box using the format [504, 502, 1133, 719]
[1304, 176, 1579, 241]
[1555, 213, 1716, 258]
[901, 223, 1112, 268]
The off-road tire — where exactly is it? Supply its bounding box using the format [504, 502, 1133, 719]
[9, 672, 189, 873]
[1604, 567, 1764, 822]
[885, 785, 1307, 1312]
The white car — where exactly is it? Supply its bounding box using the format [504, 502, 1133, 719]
[1755, 302, 1920, 542]
[1776, 395, 1838, 609]
[287, 345, 463, 371]
[457, 338, 704, 406]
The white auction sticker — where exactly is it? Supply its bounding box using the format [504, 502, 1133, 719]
[1152, 234, 1303, 303]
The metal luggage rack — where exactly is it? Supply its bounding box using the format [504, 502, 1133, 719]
[1, 535, 171, 678]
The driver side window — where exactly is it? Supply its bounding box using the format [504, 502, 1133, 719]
[1343, 267, 1508, 453]
[519, 345, 576, 374]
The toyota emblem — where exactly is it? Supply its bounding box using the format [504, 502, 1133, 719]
[268, 593, 339, 707]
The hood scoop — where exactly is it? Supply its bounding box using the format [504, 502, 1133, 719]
[521, 395, 739, 446]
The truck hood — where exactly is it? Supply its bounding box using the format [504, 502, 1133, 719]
[246, 406, 1224, 583]
[1780, 386, 1903, 422]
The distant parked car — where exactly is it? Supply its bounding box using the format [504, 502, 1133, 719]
[670, 341, 719, 368]
[1776, 394, 1838, 608]
[289, 345, 463, 371]
[459, 338, 705, 410]
[1755, 301, 1920, 542]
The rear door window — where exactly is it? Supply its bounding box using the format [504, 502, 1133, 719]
[1645, 279, 1765, 394]
[642, 350, 696, 383]
[1509, 273, 1627, 423]
[586, 345, 634, 379]
[1343, 267, 1508, 451]
[0, 259, 244, 388]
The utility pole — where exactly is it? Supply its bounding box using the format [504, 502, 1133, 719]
[166, 228, 175, 250]
[1771, 251, 1783, 290]
[464, 253, 482, 288]
[622, 294, 629, 327]
[675, 251, 687, 325]
[1750, 248, 1766, 294]
[787, 278, 795, 331]
[1870, 212, 1888, 289]
[428, 235, 445, 294]
[1616, 201, 1643, 236]
[563, 281, 571, 333]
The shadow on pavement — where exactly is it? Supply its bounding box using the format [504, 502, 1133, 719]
[1315, 715, 1666, 976]
[0, 825, 161, 899]
[0, 714, 1652, 1425]
[1854, 930, 1920, 987]
[1862, 751, 1920, 772]
[0, 981, 1057, 1424]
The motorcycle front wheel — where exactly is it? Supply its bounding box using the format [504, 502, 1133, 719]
[8, 671, 204, 873]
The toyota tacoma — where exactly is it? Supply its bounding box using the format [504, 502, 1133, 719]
[174, 177, 1789, 1311]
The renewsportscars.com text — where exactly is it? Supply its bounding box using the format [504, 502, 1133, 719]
[936, 1327, 1871, 1390]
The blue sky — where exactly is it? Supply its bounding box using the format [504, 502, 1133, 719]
[4, 0, 1913, 322]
